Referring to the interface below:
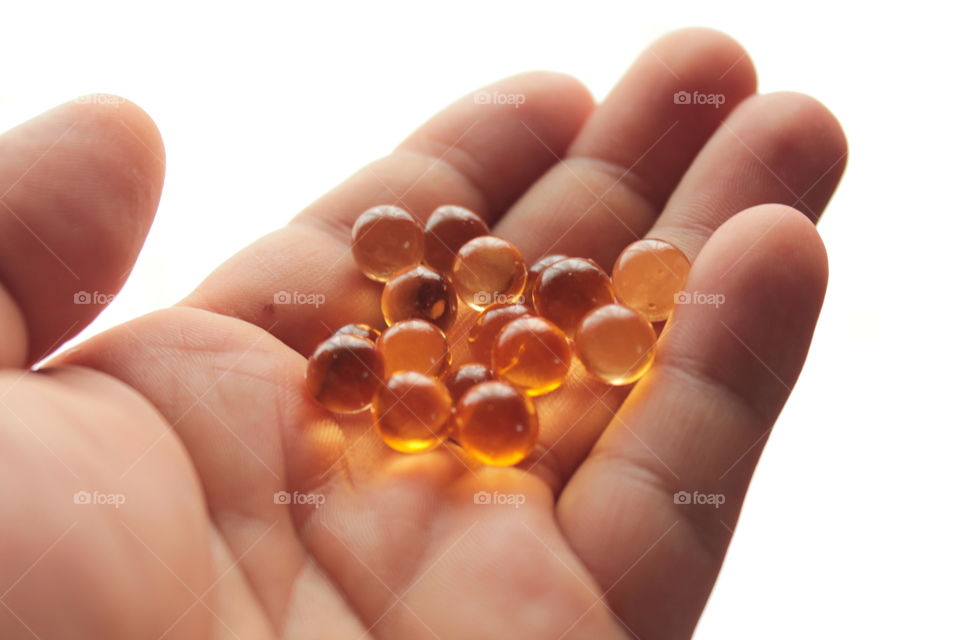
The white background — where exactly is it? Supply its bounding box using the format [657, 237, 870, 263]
[2, 2, 957, 637]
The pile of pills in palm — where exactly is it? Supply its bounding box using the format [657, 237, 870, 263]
[306, 204, 690, 466]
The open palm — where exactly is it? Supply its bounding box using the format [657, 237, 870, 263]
[0, 28, 846, 640]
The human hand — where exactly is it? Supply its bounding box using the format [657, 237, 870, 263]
[0, 28, 845, 640]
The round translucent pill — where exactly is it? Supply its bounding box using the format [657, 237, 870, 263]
[442, 362, 495, 441]
[492, 316, 571, 396]
[306, 334, 384, 413]
[423, 205, 490, 273]
[444, 362, 495, 404]
[612, 238, 691, 322]
[377, 319, 450, 377]
[351, 205, 425, 282]
[381, 265, 458, 332]
[451, 236, 527, 311]
[467, 302, 533, 363]
[524, 253, 568, 300]
[455, 381, 539, 467]
[532, 257, 616, 336]
[373, 371, 452, 453]
[333, 323, 381, 342]
[575, 304, 657, 385]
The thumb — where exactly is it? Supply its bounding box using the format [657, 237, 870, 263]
[0, 95, 164, 367]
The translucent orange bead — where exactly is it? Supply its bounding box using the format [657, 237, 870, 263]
[451, 236, 527, 310]
[575, 304, 657, 385]
[492, 316, 571, 396]
[442, 363, 495, 441]
[373, 371, 452, 453]
[444, 362, 495, 404]
[377, 319, 450, 376]
[333, 323, 381, 342]
[523, 253, 568, 300]
[612, 238, 691, 322]
[351, 205, 424, 282]
[532, 257, 616, 336]
[306, 334, 384, 413]
[467, 302, 533, 363]
[455, 381, 538, 466]
[381, 265, 458, 332]
[423, 205, 490, 273]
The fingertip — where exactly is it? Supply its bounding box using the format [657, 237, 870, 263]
[760, 91, 847, 153]
[63, 94, 166, 243]
[70, 95, 166, 156]
[0, 95, 166, 361]
[649, 27, 757, 94]
[662, 203, 831, 422]
[734, 92, 847, 220]
[713, 203, 829, 300]
[498, 70, 595, 126]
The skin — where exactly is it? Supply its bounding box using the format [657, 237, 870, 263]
[0, 28, 846, 640]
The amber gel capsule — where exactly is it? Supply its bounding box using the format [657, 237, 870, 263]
[532, 257, 616, 336]
[612, 238, 691, 322]
[444, 362, 495, 404]
[333, 323, 381, 343]
[423, 205, 490, 273]
[492, 316, 571, 396]
[467, 302, 533, 363]
[456, 380, 538, 466]
[451, 236, 527, 310]
[523, 253, 568, 300]
[575, 304, 657, 385]
[442, 362, 494, 442]
[377, 319, 451, 376]
[351, 205, 424, 282]
[373, 371, 452, 453]
[381, 265, 458, 332]
[306, 334, 385, 413]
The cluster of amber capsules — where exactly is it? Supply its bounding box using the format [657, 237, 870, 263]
[306, 204, 691, 467]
